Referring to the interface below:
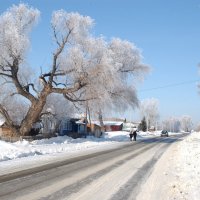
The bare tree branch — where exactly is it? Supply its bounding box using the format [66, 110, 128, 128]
[52, 81, 67, 87]
[63, 93, 97, 102]
[0, 72, 12, 78]
[49, 28, 73, 85]
[51, 81, 87, 94]
[40, 111, 55, 118]
[9, 58, 38, 102]
[24, 83, 39, 94]
[52, 25, 62, 47]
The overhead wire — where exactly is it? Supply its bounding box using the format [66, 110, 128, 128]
[139, 79, 200, 92]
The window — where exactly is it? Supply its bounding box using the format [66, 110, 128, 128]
[64, 120, 72, 131]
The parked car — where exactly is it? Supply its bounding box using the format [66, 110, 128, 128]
[161, 130, 169, 137]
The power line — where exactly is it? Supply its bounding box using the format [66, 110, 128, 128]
[139, 79, 200, 92]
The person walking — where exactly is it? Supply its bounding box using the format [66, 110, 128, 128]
[133, 129, 137, 141]
[129, 129, 133, 141]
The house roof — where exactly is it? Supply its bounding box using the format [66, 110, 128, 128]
[103, 121, 123, 126]
[123, 122, 140, 128]
[89, 120, 124, 126]
[87, 122, 101, 128]
[76, 121, 85, 125]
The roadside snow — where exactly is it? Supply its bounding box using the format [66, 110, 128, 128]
[169, 132, 200, 199]
[0, 131, 156, 163]
[0, 132, 129, 161]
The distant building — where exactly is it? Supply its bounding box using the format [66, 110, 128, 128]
[122, 122, 140, 132]
[103, 121, 123, 132]
[149, 126, 156, 132]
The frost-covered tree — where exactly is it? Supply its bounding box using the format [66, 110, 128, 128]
[140, 98, 159, 130]
[162, 117, 181, 132]
[195, 122, 200, 132]
[180, 115, 193, 132]
[80, 38, 149, 126]
[86, 38, 149, 125]
[0, 4, 149, 136]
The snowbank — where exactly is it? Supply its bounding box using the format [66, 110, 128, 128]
[137, 131, 200, 200]
[169, 132, 200, 199]
[0, 131, 129, 162]
[0, 131, 161, 162]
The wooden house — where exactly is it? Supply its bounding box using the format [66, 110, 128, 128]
[87, 122, 102, 138]
[59, 118, 87, 138]
[104, 121, 123, 132]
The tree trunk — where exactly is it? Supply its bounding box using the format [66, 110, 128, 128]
[7, 125, 20, 137]
[98, 109, 105, 133]
[87, 104, 92, 134]
[19, 87, 50, 136]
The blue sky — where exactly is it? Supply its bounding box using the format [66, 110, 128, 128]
[1, 0, 200, 124]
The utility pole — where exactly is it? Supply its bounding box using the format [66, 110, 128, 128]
[84, 102, 88, 136]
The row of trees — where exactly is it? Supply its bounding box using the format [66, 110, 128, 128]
[138, 98, 193, 132]
[162, 116, 193, 133]
[0, 4, 149, 136]
[139, 115, 193, 132]
[140, 98, 159, 130]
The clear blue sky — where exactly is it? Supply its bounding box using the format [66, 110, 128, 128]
[1, 0, 200, 124]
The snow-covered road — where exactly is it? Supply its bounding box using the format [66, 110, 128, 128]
[0, 134, 184, 200]
[0, 131, 200, 199]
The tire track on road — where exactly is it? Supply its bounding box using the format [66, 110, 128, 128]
[38, 143, 159, 200]
[110, 143, 170, 200]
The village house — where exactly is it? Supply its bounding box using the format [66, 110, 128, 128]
[87, 121, 102, 138]
[103, 121, 123, 132]
[59, 118, 87, 138]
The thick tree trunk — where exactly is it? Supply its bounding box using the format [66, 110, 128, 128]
[8, 125, 20, 137]
[19, 87, 50, 136]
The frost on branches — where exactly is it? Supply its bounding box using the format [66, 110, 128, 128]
[140, 98, 159, 131]
[0, 4, 149, 136]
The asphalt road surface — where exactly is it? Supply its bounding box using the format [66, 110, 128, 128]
[0, 134, 186, 200]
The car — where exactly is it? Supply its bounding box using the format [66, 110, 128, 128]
[161, 130, 169, 137]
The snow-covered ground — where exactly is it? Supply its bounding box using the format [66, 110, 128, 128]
[0, 131, 129, 162]
[137, 131, 200, 200]
[0, 131, 200, 199]
[167, 131, 200, 199]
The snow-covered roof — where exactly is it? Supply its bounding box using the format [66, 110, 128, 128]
[103, 121, 123, 126]
[73, 113, 86, 119]
[123, 122, 139, 128]
[89, 121, 101, 126]
[76, 121, 85, 125]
